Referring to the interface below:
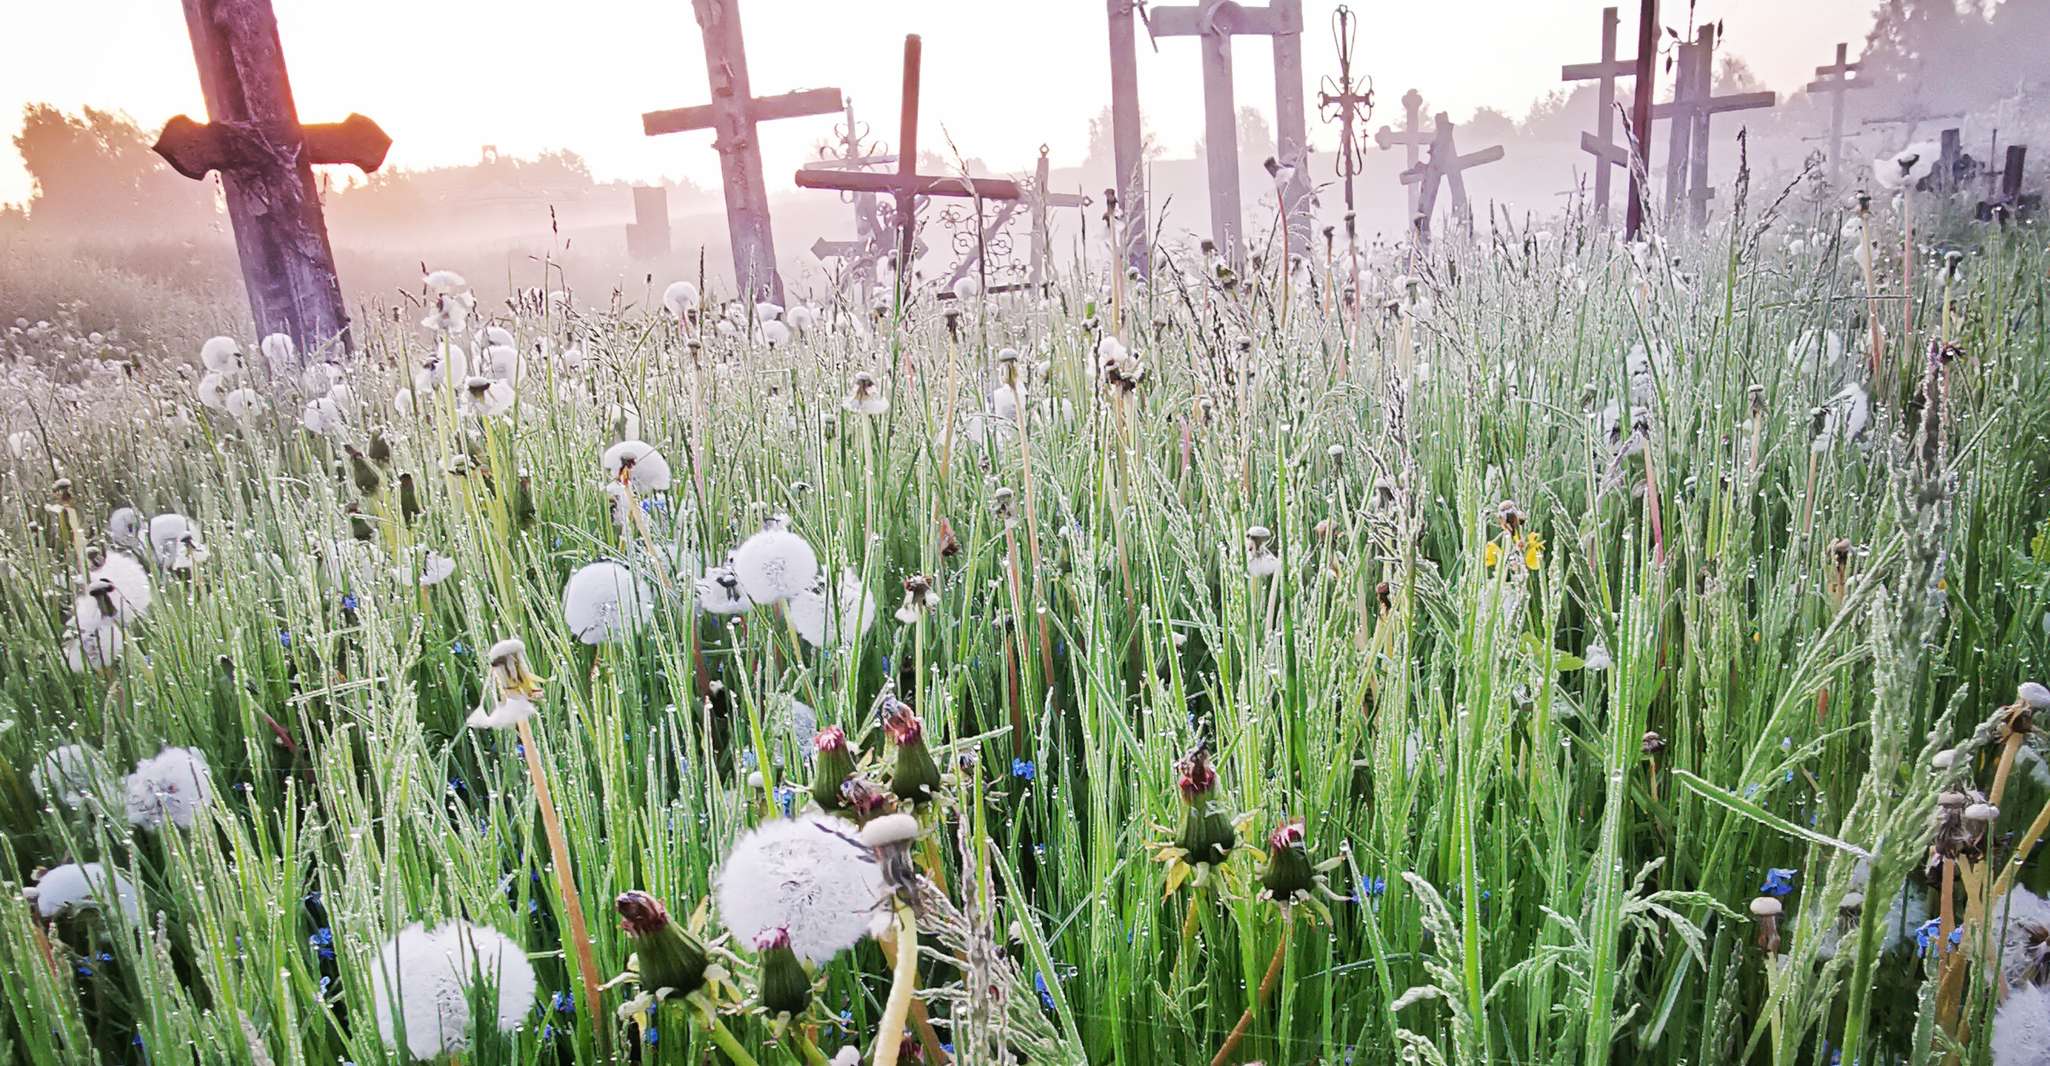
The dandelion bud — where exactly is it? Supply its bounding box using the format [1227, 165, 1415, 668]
[614, 891, 711, 996]
[1173, 745, 1235, 869]
[1641, 730, 1666, 756]
[345, 445, 382, 496]
[1259, 819, 1316, 904]
[991, 486, 1016, 524]
[1750, 895, 1783, 954]
[811, 726, 858, 813]
[754, 927, 812, 1017]
[880, 694, 942, 808]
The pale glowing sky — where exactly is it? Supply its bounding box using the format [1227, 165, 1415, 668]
[1, 0, 1878, 207]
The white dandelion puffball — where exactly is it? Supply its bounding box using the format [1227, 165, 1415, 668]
[400, 548, 457, 588]
[602, 440, 672, 493]
[830, 1048, 861, 1066]
[714, 813, 886, 965]
[107, 507, 143, 549]
[259, 332, 296, 370]
[1875, 142, 1939, 191]
[755, 301, 784, 322]
[788, 570, 877, 649]
[952, 275, 981, 301]
[301, 396, 345, 436]
[730, 527, 818, 605]
[1988, 886, 2050, 989]
[124, 746, 214, 831]
[695, 564, 755, 616]
[1993, 983, 2050, 1066]
[225, 386, 266, 422]
[468, 692, 537, 731]
[197, 371, 232, 410]
[64, 618, 124, 672]
[371, 920, 537, 1061]
[90, 551, 153, 622]
[302, 360, 345, 395]
[32, 743, 103, 809]
[476, 324, 515, 350]
[27, 862, 139, 922]
[562, 561, 653, 644]
[662, 280, 699, 318]
[424, 269, 468, 293]
[761, 320, 792, 346]
[787, 305, 817, 332]
[393, 389, 416, 417]
[458, 375, 515, 419]
[199, 336, 244, 373]
[479, 343, 522, 384]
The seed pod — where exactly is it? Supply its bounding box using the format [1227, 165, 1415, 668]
[615, 891, 710, 995]
[755, 927, 811, 1017]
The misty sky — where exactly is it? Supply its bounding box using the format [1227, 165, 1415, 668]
[2, 0, 1878, 206]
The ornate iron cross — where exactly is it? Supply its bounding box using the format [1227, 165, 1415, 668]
[1317, 5, 1374, 215]
[641, 0, 843, 304]
[152, 0, 390, 362]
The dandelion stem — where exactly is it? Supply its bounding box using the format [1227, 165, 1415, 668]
[702, 1010, 766, 1066]
[516, 717, 606, 1058]
[1209, 907, 1291, 1066]
[874, 902, 921, 1066]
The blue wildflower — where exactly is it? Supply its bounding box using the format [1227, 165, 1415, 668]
[644, 1026, 658, 1046]
[340, 593, 359, 612]
[1034, 971, 1056, 1011]
[1760, 868, 1798, 897]
[277, 629, 292, 648]
[774, 785, 799, 819]
[1358, 876, 1388, 900]
[551, 990, 575, 1015]
[1011, 758, 1037, 782]
[1914, 919, 1964, 957]
[309, 927, 335, 961]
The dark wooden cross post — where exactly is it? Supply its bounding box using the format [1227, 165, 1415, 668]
[641, 0, 843, 304]
[1805, 42, 1869, 188]
[1400, 113, 1504, 247]
[1106, 0, 1151, 276]
[1624, 0, 1659, 238]
[1561, 6, 1639, 228]
[1654, 24, 1774, 229]
[1375, 89, 1430, 216]
[1317, 4, 1374, 216]
[153, 0, 390, 361]
[794, 35, 1028, 302]
[1148, 0, 1308, 268]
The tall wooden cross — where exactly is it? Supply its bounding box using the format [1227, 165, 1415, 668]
[1400, 113, 1504, 247]
[1624, 0, 1659, 238]
[1375, 90, 1430, 216]
[794, 35, 1027, 301]
[1653, 23, 1774, 229]
[152, 0, 390, 362]
[1560, 6, 1641, 229]
[1028, 148, 1091, 290]
[1317, 4, 1374, 215]
[1148, 0, 1310, 268]
[641, 0, 843, 304]
[1805, 42, 1869, 188]
[1105, 0, 1151, 276]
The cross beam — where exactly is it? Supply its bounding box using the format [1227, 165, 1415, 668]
[1148, 0, 1310, 267]
[153, 0, 387, 361]
[1399, 113, 1504, 246]
[793, 35, 1027, 300]
[641, 0, 843, 304]
[1375, 89, 1430, 215]
[1560, 6, 1642, 228]
[1805, 42, 1869, 187]
[1651, 23, 1774, 228]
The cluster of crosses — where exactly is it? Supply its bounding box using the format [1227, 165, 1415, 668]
[153, 0, 2029, 367]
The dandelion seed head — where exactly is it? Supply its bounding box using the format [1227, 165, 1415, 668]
[371, 920, 536, 1060]
[730, 528, 818, 605]
[714, 813, 885, 964]
[124, 746, 213, 831]
[27, 861, 139, 922]
[562, 561, 653, 643]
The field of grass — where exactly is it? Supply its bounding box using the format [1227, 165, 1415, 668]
[3, 185, 2049, 1066]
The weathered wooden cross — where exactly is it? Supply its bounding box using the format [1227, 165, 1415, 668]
[1317, 4, 1374, 215]
[1400, 113, 1504, 247]
[794, 35, 1027, 301]
[641, 0, 843, 304]
[1624, 0, 1659, 238]
[1105, 0, 1151, 276]
[1148, 0, 1310, 268]
[1805, 42, 1870, 188]
[1375, 89, 1431, 216]
[1653, 23, 1775, 229]
[1560, 6, 1643, 229]
[152, 0, 390, 361]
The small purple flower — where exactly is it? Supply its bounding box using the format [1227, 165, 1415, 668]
[340, 593, 359, 612]
[1034, 971, 1056, 1011]
[1011, 758, 1036, 782]
[1358, 876, 1388, 900]
[308, 927, 335, 961]
[1760, 868, 1798, 897]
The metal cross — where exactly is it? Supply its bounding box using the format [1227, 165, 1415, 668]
[152, 0, 390, 362]
[1375, 89, 1430, 216]
[1652, 23, 1774, 229]
[793, 35, 1027, 301]
[803, 99, 900, 305]
[1399, 112, 1504, 247]
[1560, 6, 1642, 229]
[1147, 0, 1311, 268]
[641, 0, 844, 304]
[1805, 42, 1870, 188]
[1317, 5, 1374, 216]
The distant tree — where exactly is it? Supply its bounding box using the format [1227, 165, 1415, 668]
[12, 104, 218, 233]
[1082, 106, 1163, 174]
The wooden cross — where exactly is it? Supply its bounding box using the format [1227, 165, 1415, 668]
[625, 187, 671, 260]
[1028, 148, 1091, 290]
[1317, 4, 1374, 215]
[1976, 144, 2036, 222]
[1624, 0, 1659, 238]
[152, 0, 390, 361]
[1560, 6, 1642, 229]
[1805, 42, 1869, 188]
[1399, 113, 1504, 247]
[641, 0, 843, 304]
[794, 35, 1027, 300]
[1652, 23, 1774, 229]
[1148, 0, 1310, 268]
[1375, 89, 1431, 216]
[1105, 0, 1150, 276]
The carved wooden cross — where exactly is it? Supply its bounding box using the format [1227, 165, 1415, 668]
[1148, 0, 1310, 268]
[1653, 23, 1774, 229]
[1805, 42, 1869, 188]
[794, 35, 1027, 301]
[1560, 6, 1641, 229]
[152, 0, 390, 361]
[1375, 89, 1430, 216]
[1624, 0, 1659, 238]
[641, 0, 843, 304]
[1400, 113, 1504, 246]
[1105, 0, 1151, 276]
[1317, 4, 1374, 215]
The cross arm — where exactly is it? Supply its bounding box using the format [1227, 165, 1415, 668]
[1147, 0, 1301, 40]
[1706, 90, 1776, 115]
[1805, 76, 1870, 93]
[153, 112, 391, 181]
[1561, 59, 1635, 82]
[795, 169, 1026, 201]
[1579, 130, 1631, 166]
[1375, 127, 1431, 150]
[1814, 60, 1862, 76]
[642, 87, 844, 136]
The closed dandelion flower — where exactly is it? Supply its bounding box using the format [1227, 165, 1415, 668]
[563, 561, 654, 643]
[26, 861, 139, 922]
[370, 920, 537, 1061]
[1258, 818, 1347, 920]
[730, 525, 818, 604]
[789, 569, 877, 649]
[124, 746, 213, 831]
[810, 726, 860, 812]
[878, 691, 943, 808]
[613, 891, 723, 1008]
[844, 372, 889, 416]
[468, 637, 543, 730]
[752, 927, 813, 1018]
[714, 812, 886, 965]
[32, 743, 103, 809]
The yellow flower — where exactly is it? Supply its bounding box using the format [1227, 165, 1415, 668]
[1483, 542, 1502, 568]
[1523, 532, 1544, 571]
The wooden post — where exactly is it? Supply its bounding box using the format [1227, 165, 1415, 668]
[625, 187, 671, 259]
[1561, 7, 1638, 227]
[1106, 0, 1150, 276]
[641, 0, 843, 304]
[1399, 113, 1504, 248]
[1625, 0, 1658, 239]
[1805, 42, 1869, 189]
[1652, 24, 1775, 229]
[154, 0, 390, 362]
[1268, 0, 1313, 261]
[1375, 90, 1430, 216]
